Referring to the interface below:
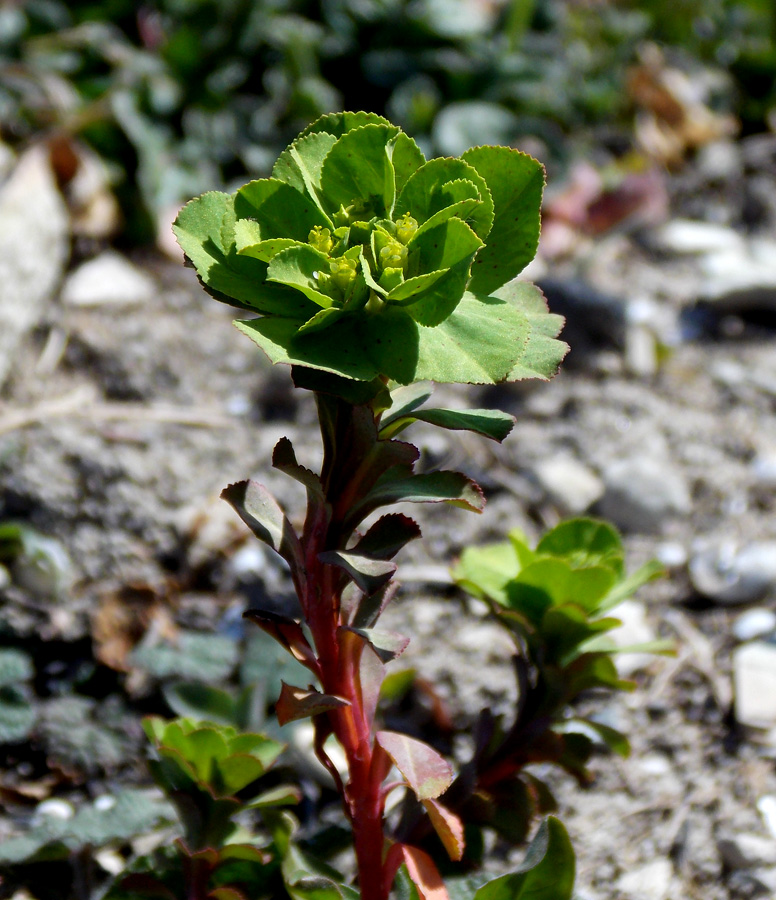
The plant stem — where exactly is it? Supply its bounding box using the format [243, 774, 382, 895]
[302, 394, 390, 900]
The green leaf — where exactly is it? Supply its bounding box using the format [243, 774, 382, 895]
[535, 518, 625, 576]
[234, 178, 331, 243]
[413, 291, 530, 384]
[473, 817, 575, 900]
[163, 682, 240, 727]
[390, 132, 427, 196]
[396, 157, 494, 239]
[405, 218, 483, 326]
[235, 315, 380, 382]
[300, 111, 394, 140]
[173, 192, 316, 318]
[507, 559, 616, 613]
[267, 245, 337, 309]
[320, 125, 400, 218]
[463, 146, 545, 295]
[376, 731, 453, 800]
[490, 282, 568, 383]
[453, 540, 524, 605]
[215, 753, 269, 796]
[381, 382, 435, 429]
[246, 784, 302, 809]
[557, 718, 630, 758]
[380, 407, 515, 442]
[234, 219, 298, 263]
[272, 131, 338, 211]
[597, 559, 665, 614]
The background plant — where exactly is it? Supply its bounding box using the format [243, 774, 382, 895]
[2, 0, 773, 241]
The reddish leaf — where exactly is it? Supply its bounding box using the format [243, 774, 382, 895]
[376, 731, 453, 800]
[399, 844, 449, 900]
[345, 627, 410, 662]
[337, 628, 385, 731]
[208, 890, 247, 900]
[318, 550, 396, 596]
[275, 682, 349, 726]
[272, 437, 326, 501]
[221, 481, 304, 582]
[422, 798, 465, 861]
[352, 514, 422, 560]
[243, 609, 318, 672]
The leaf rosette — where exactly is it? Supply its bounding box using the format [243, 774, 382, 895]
[174, 111, 566, 386]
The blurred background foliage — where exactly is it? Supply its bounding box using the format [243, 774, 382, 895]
[1, 0, 774, 243]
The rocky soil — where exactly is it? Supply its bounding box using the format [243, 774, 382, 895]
[2, 132, 776, 900]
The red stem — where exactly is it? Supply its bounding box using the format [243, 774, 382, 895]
[300, 399, 391, 900]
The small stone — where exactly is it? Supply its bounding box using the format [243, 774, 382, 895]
[758, 795, 776, 839]
[734, 609, 776, 643]
[751, 867, 776, 894]
[0, 145, 70, 386]
[32, 798, 74, 823]
[700, 238, 776, 301]
[653, 219, 743, 255]
[61, 251, 156, 307]
[656, 541, 688, 569]
[696, 139, 743, 181]
[615, 858, 673, 900]
[599, 455, 692, 534]
[624, 324, 659, 378]
[533, 455, 605, 514]
[717, 832, 776, 870]
[690, 541, 776, 605]
[734, 642, 776, 728]
[752, 453, 776, 488]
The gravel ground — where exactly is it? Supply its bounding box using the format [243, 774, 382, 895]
[2, 134, 776, 899]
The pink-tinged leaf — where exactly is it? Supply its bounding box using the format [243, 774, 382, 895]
[208, 889, 247, 900]
[352, 514, 422, 560]
[359, 642, 385, 731]
[345, 627, 410, 663]
[272, 437, 326, 501]
[398, 844, 450, 900]
[353, 471, 486, 526]
[337, 629, 385, 731]
[221, 481, 304, 583]
[376, 731, 453, 800]
[243, 608, 319, 672]
[318, 550, 397, 596]
[275, 682, 349, 726]
[422, 799, 465, 861]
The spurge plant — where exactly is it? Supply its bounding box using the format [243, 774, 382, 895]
[171, 109, 573, 899]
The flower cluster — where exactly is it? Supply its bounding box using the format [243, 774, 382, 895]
[174, 111, 557, 386]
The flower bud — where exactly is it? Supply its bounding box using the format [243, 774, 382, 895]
[395, 213, 418, 245]
[379, 238, 408, 271]
[330, 256, 357, 293]
[308, 226, 333, 255]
